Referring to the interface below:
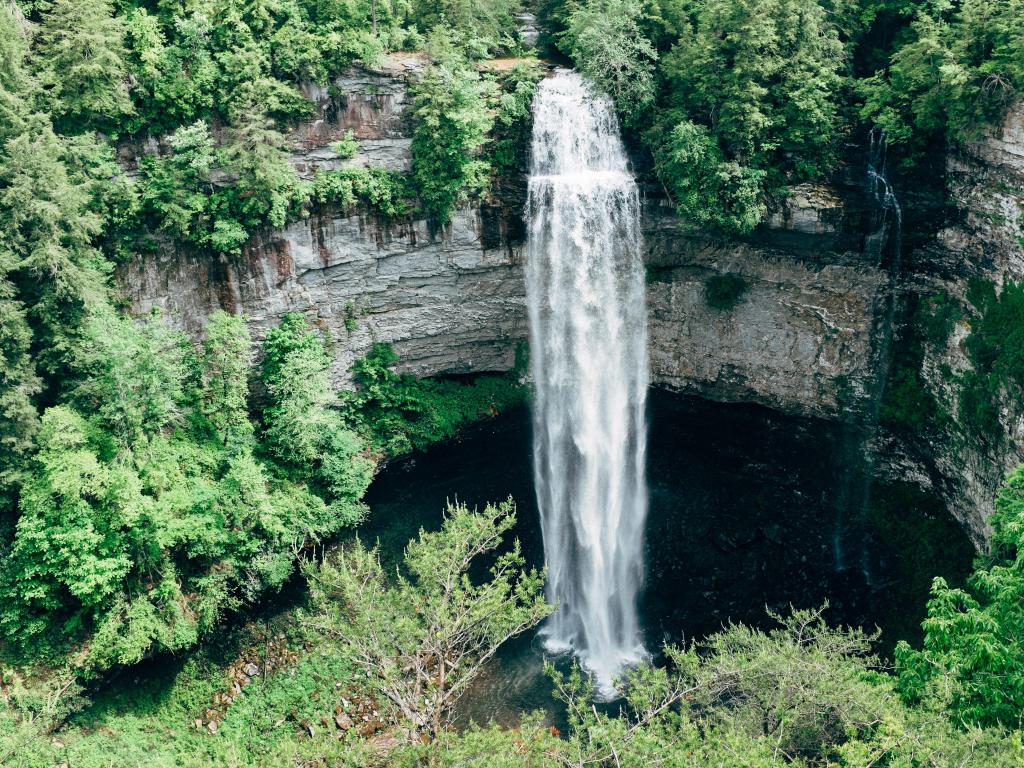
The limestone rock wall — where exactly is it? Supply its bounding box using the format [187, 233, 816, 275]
[879, 101, 1024, 544]
[121, 206, 527, 385]
[118, 61, 889, 416]
[645, 201, 885, 419]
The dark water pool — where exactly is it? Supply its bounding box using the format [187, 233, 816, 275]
[360, 390, 974, 727]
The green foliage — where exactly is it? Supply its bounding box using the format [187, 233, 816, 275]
[342, 343, 527, 457]
[646, 0, 846, 232]
[861, 0, 1024, 158]
[536, 606, 1021, 767]
[70, 307, 189, 450]
[311, 165, 411, 219]
[0, 263, 39, 511]
[305, 499, 551, 740]
[410, 43, 494, 223]
[411, 0, 520, 52]
[561, 0, 658, 123]
[0, 406, 147, 653]
[0, 120, 109, 376]
[200, 311, 254, 449]
[260, 313, 375, 512]
[703, 272, 750, 311]
[650, 119, 767, 234]
[32, 0, 134, 134]
[957, 279, 1024, 441]
[138, 118, 308, 255]
[487, 63, 543, 177]
[332, 129, 359, 159]
[558, 0, 851, 234]
[0, 311, 371, 676]
[0, 2, 32, 142]
[897, 465, 1024, 729]
[880, 293, 960, 435]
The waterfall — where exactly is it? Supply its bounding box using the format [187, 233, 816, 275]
[525, 70, 649, 695]
[834, 127, 904, 577]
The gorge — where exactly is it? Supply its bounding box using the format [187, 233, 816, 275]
[4, 1, 1024, 763]
[118, 54, 1024, 549]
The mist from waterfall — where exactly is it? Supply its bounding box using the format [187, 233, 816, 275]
[525, 70, 649, 695]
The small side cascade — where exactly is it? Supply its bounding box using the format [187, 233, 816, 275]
[834, 127, 904, 578]
[866, 126, 904, 266]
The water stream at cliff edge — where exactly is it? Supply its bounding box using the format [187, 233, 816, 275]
[525, 70, 650, 696]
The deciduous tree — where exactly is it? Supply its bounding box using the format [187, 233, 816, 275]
[305, 499, 551, 741]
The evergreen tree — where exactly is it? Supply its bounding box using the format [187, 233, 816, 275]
[32, 0, 134, 133]
[0, 2, 31, 142]
[200, 310, 253, 449]
[70, 308, 187, 450]
[410, 42, 494, 223]
[138, 120, 216, 244]
[0, 123, 108, 377]
[261, 313, 374, 511]
[0, 407, 146, 648]
[897, 466, 1024, 728]
[562, 0, 658, 123]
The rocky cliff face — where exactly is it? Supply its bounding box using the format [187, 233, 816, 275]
[122, 205, 528, 385]
[118, 61, 1023, 545]
[120, 59, 889, 418]
[644, 191, 886, 419]
[878, 101, 1024, 544]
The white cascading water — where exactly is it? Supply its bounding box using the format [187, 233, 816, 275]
[525, 70, 649, 695]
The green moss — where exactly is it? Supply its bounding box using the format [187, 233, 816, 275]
[958, 279, 1024, 443]
[645, 265, 674, 284]
[880, 293, 960, 435]
[703, 273, 749, 311]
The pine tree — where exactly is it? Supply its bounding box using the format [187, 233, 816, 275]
[201, 310, 253, 449]
[0, 263, 40, 512]
[0, 2, 31, 142]
[0, 124, 109, 378]
[70, 307, 186, 450]
[33, 0, 134, 133]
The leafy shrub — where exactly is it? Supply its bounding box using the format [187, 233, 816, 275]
[409, 44, 494, 223]
[311, 166, 411, 219]
[341, 343, 527, 457]
[332, 130, 360, 160]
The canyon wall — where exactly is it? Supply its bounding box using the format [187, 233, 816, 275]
[118, 60, 1024, 544]
[878, 101, 1024, 543]
[120, 58, 888, 417]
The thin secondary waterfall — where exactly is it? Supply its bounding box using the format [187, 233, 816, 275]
[525, 70, 649, 694]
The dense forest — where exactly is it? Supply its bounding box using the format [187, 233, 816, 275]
[1, 0, 1024, 765]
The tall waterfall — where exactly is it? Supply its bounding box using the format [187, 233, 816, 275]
[525, 70, 649, 694]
